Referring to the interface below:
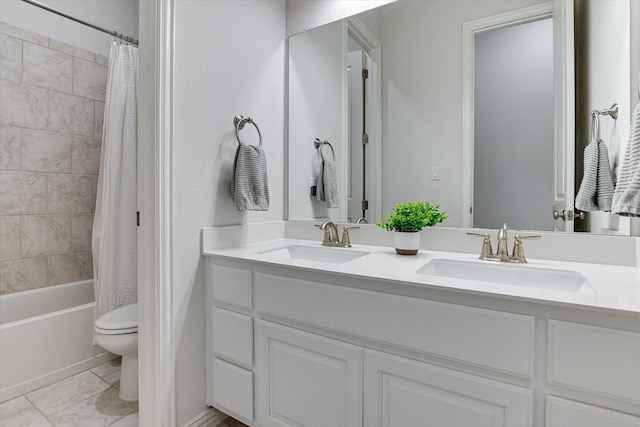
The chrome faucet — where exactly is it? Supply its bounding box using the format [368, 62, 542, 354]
[315, 221, 359, 248]
[467, 223, 540, 263]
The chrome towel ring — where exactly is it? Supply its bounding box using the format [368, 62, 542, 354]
[590, 103, 618, 141]
[313, 138, 335, 161]
[234, 115, 262, 146]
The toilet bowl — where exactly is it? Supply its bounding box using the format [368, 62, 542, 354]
[94, 303, 138, 401]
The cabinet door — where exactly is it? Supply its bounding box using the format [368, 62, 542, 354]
[255, 321, 362, 427]
[364, 349, 533, 427]
[547, 396, 640, 427]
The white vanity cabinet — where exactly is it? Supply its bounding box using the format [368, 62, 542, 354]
[205, 257, 640, 427]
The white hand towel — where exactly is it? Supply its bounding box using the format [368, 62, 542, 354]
[612, 102, 640, 216]
[575, 139, 614, 212]
[231, 144, 269, 211]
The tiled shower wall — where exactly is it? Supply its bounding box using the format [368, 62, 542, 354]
[0, 22, 108, 295]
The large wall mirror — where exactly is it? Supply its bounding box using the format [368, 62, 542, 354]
[287, 0, 637, 235]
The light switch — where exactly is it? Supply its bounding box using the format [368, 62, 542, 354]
[431, 166, 440, 181]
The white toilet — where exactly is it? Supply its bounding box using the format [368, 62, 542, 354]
[94, 303, 138, 401]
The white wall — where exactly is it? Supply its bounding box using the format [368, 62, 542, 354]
[583, 0, 631, 234]
[0, 0, 138, 57]
[172, 0, 285, 423]
[286, 0, 396, 37]
[375, 0, 546, 226]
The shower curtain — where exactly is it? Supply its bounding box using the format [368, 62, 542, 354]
[92, 40, 138, 320]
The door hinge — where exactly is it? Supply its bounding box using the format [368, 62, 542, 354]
[470, 207, 473, 214]
[362, 134, 369, 145]
[362, 68, 369, 79]
[136, 211, 140, 227]
[362, 200, 369, 211]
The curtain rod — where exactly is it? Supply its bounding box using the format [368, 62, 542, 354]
[21, 0, 138, 46]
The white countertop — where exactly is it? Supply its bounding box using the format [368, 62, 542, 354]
[204, 238, 640, 314]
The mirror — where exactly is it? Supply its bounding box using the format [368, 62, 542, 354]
[287, 0, 637, 235]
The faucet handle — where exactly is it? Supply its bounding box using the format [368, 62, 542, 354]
[341, 225, 359, 248]
[315, 222, 333, 245]
[511, 234, 541, 263]
[466, 232, 494, 259]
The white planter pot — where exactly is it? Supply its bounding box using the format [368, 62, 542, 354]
[394, 231, 420, 255]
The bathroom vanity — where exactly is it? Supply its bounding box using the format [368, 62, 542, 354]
[204, 236, 640, 427]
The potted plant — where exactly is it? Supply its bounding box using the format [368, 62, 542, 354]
[378, 201, 448, 255]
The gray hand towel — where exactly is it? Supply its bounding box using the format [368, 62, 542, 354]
[612, 102, 640, 216]
[230, 144, 269, 211]
[321, 159, 339, 208]
[575, 139, 614, 212]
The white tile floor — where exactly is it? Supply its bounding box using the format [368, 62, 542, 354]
[0, 358, 138, 427]
[0, 358, 248, 427]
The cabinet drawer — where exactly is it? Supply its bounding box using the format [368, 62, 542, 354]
[546, 396, 640, 427]
[210, 264, 252, 310]
[211, 357, 253, 424]
[212, 307, 253, 368]
[548, 320, 640, 403]
[255, 273, 534, 377]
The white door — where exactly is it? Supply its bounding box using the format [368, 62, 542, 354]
[363, 349, 533, 427]
[255, 321, 362, 427]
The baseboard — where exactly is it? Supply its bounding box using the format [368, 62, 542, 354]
[0, 352, 116, 403]
[181, 407, 229, 427]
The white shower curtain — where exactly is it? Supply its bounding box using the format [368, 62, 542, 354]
[92, 41, 138, 320]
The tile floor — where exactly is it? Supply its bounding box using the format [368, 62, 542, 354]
[0, 358, 138, 427]
[0, 358, 249, 427]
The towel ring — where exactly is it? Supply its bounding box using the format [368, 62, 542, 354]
[313, 138, 335, 161]
[234, 115, 262, 146]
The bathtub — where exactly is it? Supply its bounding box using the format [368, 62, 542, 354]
[0, 280, 116, 402]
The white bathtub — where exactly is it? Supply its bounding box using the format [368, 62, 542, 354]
[0, 280, 116, 402]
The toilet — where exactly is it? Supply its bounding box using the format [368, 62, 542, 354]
[94, 303, 138, 401]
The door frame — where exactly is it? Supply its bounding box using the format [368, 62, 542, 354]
[461, 1, 575, 230]
[138, 0, 176, 425]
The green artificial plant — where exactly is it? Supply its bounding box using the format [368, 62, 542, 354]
[377, 201, 448, 232]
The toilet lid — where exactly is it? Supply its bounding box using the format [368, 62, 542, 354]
[95, 303, 138, 331]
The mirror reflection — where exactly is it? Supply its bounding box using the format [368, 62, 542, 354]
[287, 0, 636, 235]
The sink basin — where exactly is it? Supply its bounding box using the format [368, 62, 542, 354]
[416, 258, 595, 294]
[259, 245, 369, 264]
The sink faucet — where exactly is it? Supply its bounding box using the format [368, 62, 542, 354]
[315, 221, 359, 248]
[467, 223, 540, 263]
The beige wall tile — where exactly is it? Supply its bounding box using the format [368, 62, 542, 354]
[47, 174, 95, 214]
[0, 125, 21, 170]
[0, 33, 22, 82]
[73, 57, 107, 101]
[0, 21, 48, 47]
[95, 54, 109, 67]
[49, 39, 94, 61]
[23, 42, 73, 92]
[0, 216, 21, 261]
[71, 136, 101, 174]
[0, 171, 47, 215]
[0, 80, 48, 129]
[94, 101, 105, 137]
[48, 251, 93, 286]
[21, 129, 72, 173]
[46, 91, 94, 136]
[0, 257, 48, 294]
[71, 214, 94, 252]
[21, 215, 71, 258]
